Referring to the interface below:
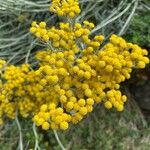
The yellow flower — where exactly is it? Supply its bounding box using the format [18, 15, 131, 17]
[42, 122, 50, 130]
[104, 101, 112, 109]
[86, 98, 94, 106]
[78, 99, 86, 107]
[85, 89, 92, 97]
[40, 104, 48, 112]
[79, 107, 88, 115]
[66, 101, 74, 110]
[137, 61, 146, 68]
[60, 121, 69, 130]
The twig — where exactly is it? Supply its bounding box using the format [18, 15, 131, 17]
[53, 130, 66, 150]
[33, 123, 41, 150]
[15, 113, 23, 150]
[25, 40, 35, 63]
[119, 0, 138, 35]
[91, 1, 134, 35]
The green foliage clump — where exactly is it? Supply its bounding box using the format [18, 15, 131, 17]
[124, 11, 150, 48]
[0, 103, 149, 150]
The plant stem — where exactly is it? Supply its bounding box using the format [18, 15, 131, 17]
[53, 130, 66, 150]
[33, 123, 41, 150]
[15, 114, 23, 150]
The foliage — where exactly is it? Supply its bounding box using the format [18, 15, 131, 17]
[0, 0, 150, 150]
[0, 101, 150, 150]
[0, 0, 144, 65]
[0, 0, 149, 133]
[124, 11, 150, 48]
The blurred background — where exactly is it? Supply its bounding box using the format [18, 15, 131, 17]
[0, 0, 150, 149]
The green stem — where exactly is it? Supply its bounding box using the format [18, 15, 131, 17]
[53, 130, 66, 150]
[15, 113, 23, 150]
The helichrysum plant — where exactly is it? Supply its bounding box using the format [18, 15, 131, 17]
[0, 0, 149, 132]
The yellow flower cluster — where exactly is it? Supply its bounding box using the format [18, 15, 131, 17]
[50, 0, 81, 18]
[0, 0, 149, 130]
[0, 32, 149, 129]
[33, 104, 71, 130]
[29, 21, 49, 41]
[0, 64, 30, 121]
